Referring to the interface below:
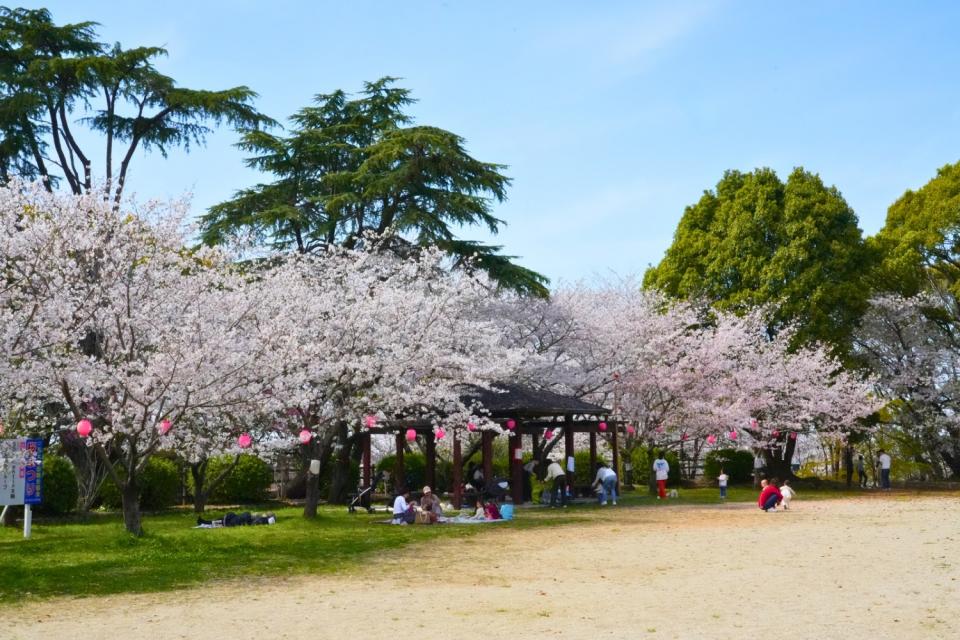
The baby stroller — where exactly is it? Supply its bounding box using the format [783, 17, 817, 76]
[483, 477, 511, 500]
[348, 470, 384, 513]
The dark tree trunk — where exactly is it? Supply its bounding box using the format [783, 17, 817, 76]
[191, 461, 210, 514]
[647, 444, 657, 495]
[844, 443, 854, 488]
[121, 479, 143, 536]
[60, 431, 112, 512]
[940, 449, 960, 479]
[327, 422, 353, 504]
[762, 436, 798, 481]
[302, 439, 322, 519]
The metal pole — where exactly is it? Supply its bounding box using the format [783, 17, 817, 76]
[23, 504, 32, 539]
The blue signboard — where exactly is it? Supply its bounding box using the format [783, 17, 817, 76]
[22, 438, 43, 505]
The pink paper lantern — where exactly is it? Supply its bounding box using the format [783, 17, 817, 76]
[76, 419, 93, 438]
[405, 428, 417, 441]
[598, 421, 608, 432]
[365, 415, 377, 428]
[238, 433, 252, 449]
[729, 430, 738, 440]
[544, 429, 555, 439]
[506, 419, 516, 430]
[706, 434, 717, 445]
[467, 422, 477, 432]
[158, 419, 172, 436]
[750, 418, 758, 429]
[436, 427, 446, 440]
[626, 425, 636, 435]
[772, 429, 780, 438]
[789, 432, 798, 440]
[299, 429, 313, 445]
[681, 432, 688, 441]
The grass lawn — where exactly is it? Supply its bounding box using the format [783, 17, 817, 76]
[0, 485, 905, 604]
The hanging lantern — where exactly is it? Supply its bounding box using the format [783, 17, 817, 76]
[789, 432, 798, 440]
[598, 421, 608, 432]
[158, 419, 172, 436]
[626, 424, 636, 435]
[467, 422, 477, 432]
[750, 418, 758, 429]
[506, 419, 516, 430]
[76, 419, 93, 438]
[299, 429, 313, 445]
[681, 432, 688, 441]
[436, 427, 446, 440]
[544, 429, 554, 439]
[238, 433, 252, 448]
[772, 429, 780, 438]
[365, 415, 377, 428]
[706, 434, 717, 445]
[729, 430, 738, 440]
[405, 428, 416, 441]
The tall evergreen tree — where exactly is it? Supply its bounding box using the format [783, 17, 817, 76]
[644, 167, 873, 360]
[200, 77, 548, 298]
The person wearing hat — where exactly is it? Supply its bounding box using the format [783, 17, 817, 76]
[420, 485, 443, 518]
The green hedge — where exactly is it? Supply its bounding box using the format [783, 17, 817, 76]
[38, 454, 78, 515]
[703, 448, 754, 483]
[629, 448, 680, 486]
[99, 456, 180, 510]
[207, 454, 272, 504]
[376, 452, 452, 494]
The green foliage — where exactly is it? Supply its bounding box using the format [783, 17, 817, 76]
[37, 454, 78, 515]
[99, 457, 180, 510]
[629, 448, 680, 486]
[872, 161, 960, 298]
[207, 455, 272, 504]
[377, 452, 451, 493]
[644, 167, 872, 360]
[703, 448, 755, 483]
[199, 78, 548, 297]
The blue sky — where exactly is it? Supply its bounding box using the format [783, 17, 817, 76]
[30, 0, 960, 285]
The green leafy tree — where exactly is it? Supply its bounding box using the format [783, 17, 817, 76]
[644, 167, 873, 360]
[0, 7, 273, 200]
[871, 161, 960, 298]
[199, 77, 548, 298]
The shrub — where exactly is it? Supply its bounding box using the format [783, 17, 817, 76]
[703, 448, 754, 483]
[377, 452, 426, 493]
[207, 454, 273, 504]
[38, 454, 78, 515]
[99, 456, 180, 510]
[630, 447, 680, 487]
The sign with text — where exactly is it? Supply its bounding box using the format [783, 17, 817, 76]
[0, 438, 44, 506]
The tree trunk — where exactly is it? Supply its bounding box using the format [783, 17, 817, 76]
[647, 444, 657, 495]
[762, 437, 797, 481]
[1, 505, 20, 527]
[327, 422, 352, 504]
[190, 461, 209, 514]
[121, 479, 143, 536]
[60, 432, 112, 513]
[843, 443, 854, 488]
[304, 468, 320, 518]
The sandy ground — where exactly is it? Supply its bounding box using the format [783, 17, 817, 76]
[4, 496, 959, 640]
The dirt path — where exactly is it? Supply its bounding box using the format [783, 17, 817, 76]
[5, 496, 959, 640]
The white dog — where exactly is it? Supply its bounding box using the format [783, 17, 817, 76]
[667, 489, 679, 498]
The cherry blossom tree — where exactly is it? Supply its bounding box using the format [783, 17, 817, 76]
[0, 181, 285, 534]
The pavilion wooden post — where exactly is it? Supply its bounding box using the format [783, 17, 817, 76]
[394, 432, 406, 494]
[532, 431, 540, 465]
[589, 430, 598, 478]
[361, 431, 372, 489]
[452, 430, 463, 509]
[564, 418, 575, 491]
[510, 431, 523, 504]
[425, 430, 436, 491]
[482, 430, 494, 487]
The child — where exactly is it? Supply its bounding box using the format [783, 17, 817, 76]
[499, 496, 515, 521]
[484, 499, 502, 520]
[718, 469, 729, 500]
[779, 479, 796, 509]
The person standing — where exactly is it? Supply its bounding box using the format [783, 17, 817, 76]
[856, 454, 867, 488]
[545, 457, 568, 507]
[718, 468, 729, 500]
[878, 449, 892, 490]
[653, 451, 670, 500]
[522, 459, 538, 503]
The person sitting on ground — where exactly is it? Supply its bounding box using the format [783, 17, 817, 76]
[499, 495, 515, 521]
[471, 499, 486, 520]
[757, 477, 783, 512]
[420, 486, 443, 517]
[392, 490, 415, 524]
[484, 499, 502, 520]
[779, 479, 796, 509]
[196, 511, 276, 527]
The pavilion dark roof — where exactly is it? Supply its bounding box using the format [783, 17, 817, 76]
[461, 383, 609, 418]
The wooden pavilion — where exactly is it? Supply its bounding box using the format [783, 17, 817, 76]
[358, 383, 619, 508]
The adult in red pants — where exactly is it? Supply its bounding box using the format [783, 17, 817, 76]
[652, 451, 670, 499]
[757, 478, 783, 511]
